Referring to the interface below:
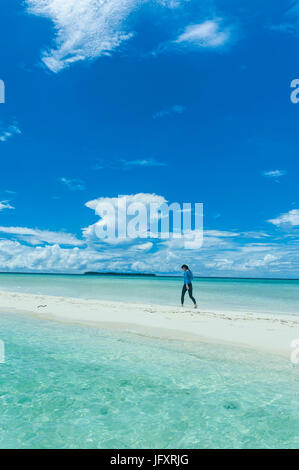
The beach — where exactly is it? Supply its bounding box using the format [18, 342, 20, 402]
[0, 274, 299, 449]
[0, 290, 298, 358]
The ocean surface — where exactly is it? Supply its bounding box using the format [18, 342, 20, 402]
[0, 273, 298, 316]
[0, 273, 298, 448]
[0, 311, 298, 449]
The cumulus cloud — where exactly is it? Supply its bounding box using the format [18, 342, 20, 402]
[0, 201, 14, 212]
[0, 192, 298, 277]
[174, 20, 232, 49]
[85, 192, 167, 213]
[1, 229, 297, 276]
[83, 193, 203, 251]
[268, 209, 299, 227]
[0, 123, 21, 142]
[83, 193, 167, 244]
[0, 240, 104, 273]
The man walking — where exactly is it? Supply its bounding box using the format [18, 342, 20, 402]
[181, 265, 198, 308]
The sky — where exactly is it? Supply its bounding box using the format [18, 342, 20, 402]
[0, 0, 298, 277]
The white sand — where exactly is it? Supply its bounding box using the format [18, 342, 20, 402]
[0, 290, 298, 358]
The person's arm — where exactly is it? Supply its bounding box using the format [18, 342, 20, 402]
[186, 271, 190, 289]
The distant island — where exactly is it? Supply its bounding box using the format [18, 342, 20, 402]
[84, 272, 156, 277]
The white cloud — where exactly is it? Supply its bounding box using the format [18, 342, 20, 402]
[174, 20, 231, 49]
[93, 158, 167, 170]
[123, 158, 167, 167]
[83, 193, 167, 244]
[85, 192, 166, 212]
[0, 123, 21, 142]
[135, 242, 153, 250]
[240, 231, 270, 239]
[26, 0, 181, 72]
[205, 230, 239, 238]
[0, 201, 14, 212]
[153, 105, 185, 119]
[26, 2, 237, 72]
[0, 240, 104, 273]
[0, 193, 298, 277]
[156, 0, 181, 7]
[263, 170, 286, 179]
[268, 209, 299, 227]
[205, 251, 280, 271]
[26, 0, 140, 72]
[1, 230, 297, 276]
[59, 177, 85, 191]
[0, 226, 84, 246]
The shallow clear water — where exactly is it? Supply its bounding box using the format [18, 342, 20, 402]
[0, 273, 298, 316]
[0, 312, 298, 449]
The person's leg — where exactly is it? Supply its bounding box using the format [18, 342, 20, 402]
[188, 284, 197, 305]
[181, 285, 187, 305]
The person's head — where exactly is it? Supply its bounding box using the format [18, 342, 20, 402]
[181, 264, 189, 271]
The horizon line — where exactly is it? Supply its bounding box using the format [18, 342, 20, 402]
[0, 271, 298, 281]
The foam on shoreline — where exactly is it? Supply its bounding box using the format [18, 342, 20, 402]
[0, 290, 298, 358]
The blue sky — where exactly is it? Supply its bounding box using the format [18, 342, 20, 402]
[0, 0, 298, 276]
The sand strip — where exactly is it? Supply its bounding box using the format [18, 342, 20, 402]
[0, 290, 298, 358]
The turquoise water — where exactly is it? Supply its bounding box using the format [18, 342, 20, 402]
[0, 274, 298, 448]
[0, 312, 298, 449]
[0, 273, 298, 316]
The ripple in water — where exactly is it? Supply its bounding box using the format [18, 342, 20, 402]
[0, 312, 298, 449]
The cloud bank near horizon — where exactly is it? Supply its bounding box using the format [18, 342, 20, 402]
[0, 193, 298, 277]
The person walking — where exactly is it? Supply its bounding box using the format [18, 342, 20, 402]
[181, 265, 198, 308]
